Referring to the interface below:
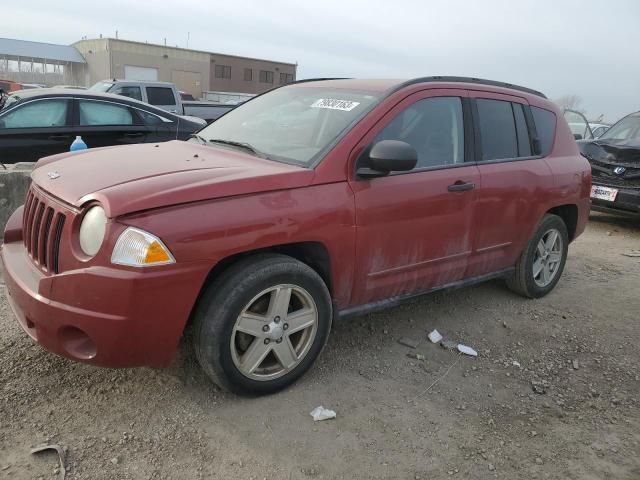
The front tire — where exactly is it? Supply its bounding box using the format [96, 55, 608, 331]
[507, 214, 569, 298]
[193, 254, 332, 395]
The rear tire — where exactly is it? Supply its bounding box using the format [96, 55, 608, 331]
[193, 254, 332, 395]
[507, 214, 569, 298]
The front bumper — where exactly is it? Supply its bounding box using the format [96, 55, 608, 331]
[1, 240, 211, 368]
[590, 182, 640, 217]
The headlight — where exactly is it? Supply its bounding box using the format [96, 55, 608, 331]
[111, 227, 175, 267]
[79, 206, 107, 256]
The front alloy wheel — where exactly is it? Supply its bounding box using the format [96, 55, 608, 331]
[230, 284, 318, 381]
[193, 254, 332, 395]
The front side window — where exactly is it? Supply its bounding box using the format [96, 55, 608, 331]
[197, 86, 381, 166]
[79, 100, 134, 126]
[112, 86, 142, 101]
[374, 96, 465, 169]
[146, 87, 176, 106]
[0, 99, 68, 128]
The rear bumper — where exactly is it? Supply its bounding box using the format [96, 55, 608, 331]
[1, 241, 211, 368]
[590, 182, 640, 217]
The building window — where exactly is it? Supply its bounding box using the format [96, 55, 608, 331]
[215, 64, 231, 79]
[259, 70, 274, 84]
[244, 68, 252, 81]
[280, 73, 294, 84]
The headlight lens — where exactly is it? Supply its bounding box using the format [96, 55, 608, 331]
[79, 206, 107, 256]
[111, 227, 175, 267]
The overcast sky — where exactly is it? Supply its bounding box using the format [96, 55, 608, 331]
[5, 0, 638, 122]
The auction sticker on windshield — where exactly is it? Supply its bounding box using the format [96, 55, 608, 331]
[590, 185, 618, 202]
[311, 99, 360, 111]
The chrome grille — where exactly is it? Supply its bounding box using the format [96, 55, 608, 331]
[22, 187, 66, 273]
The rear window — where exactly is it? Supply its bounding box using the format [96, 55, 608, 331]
[531, 106, 556, 156]
[477, 99, 518, 160]
[146, 87, 176, 106]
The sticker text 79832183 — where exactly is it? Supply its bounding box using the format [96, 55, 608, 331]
[311, 99, 360, 112]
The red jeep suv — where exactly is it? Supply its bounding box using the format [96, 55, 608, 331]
[1, 77, 591, 395]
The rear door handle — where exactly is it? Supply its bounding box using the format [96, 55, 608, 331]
[48, 134, 70, 140]
[124, 132, 144, 138]
[447, 181, 475, 192]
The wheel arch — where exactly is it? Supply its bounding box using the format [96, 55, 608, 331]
[186, 241, 334, 327]
[546, 204, 578, 241]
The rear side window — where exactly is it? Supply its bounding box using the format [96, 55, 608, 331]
[476, 99, 518, 160]
[531, 107, 556, 156]
[79, 100, 134, 126]
[146, 87, 176, 106]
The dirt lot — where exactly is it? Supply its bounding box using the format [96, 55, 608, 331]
[1, 212, 639, 480]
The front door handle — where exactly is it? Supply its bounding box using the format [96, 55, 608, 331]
[48, 134, 70, 140]
[447, 181, 475, 192]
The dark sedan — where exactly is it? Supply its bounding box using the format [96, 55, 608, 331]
[0, 89, 205, 163]
[578, 111, 640, 218]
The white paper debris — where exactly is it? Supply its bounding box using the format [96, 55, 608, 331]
[512, 360, 521, 368]
[457, 344, 478, 357]
[310, 406, 336, 422]
[428, 329, 443, 343]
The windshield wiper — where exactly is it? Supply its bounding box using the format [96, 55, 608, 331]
[207, 138, 269, 158]
[189, 133, 208, 144]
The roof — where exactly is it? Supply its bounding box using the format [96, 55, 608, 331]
[0, 38, 85, 63]
[291, 77, 547, 98]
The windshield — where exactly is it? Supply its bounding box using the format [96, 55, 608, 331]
[89, 81, 115, 93]
[196, 86, 382, 166]
[599, 114, 640, 143]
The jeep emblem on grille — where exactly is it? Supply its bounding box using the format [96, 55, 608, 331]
[47, 171, 60, 179]
[613, 166, 626, 175]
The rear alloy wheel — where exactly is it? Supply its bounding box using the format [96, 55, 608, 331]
[193, 254, 332, 395]
[507, 214, 569, 298]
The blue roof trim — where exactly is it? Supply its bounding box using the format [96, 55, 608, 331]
[0, 38, 85, 63]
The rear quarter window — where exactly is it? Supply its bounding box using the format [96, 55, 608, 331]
[531, 106, 556, 156]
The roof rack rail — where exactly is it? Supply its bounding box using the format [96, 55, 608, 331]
[398, 76, 547, 99]
[290, 77, 351, 85]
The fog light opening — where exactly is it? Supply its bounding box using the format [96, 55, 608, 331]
[59, 326, 97, 360]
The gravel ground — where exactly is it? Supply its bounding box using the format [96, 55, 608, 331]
[1, 212, 639, 479]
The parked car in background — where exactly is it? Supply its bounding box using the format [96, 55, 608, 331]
[1, 77, 590, 395]
[0, 88, 205, 163]
[578, 111, 640, 217]
[564, 109, 594, 140]
[53, 85, 88, 90]
[90, 80, 236, 123]
[589, 122, 610, 138]
[0, 79, 23, 93]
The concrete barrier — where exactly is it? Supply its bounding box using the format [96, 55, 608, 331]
[0, 163, 35, 238]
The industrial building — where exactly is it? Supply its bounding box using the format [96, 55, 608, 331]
[0, 37, 297, 98]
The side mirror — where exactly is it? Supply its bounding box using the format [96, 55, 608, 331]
[357, 140, 417, 178]
[573, 133, 583, 140]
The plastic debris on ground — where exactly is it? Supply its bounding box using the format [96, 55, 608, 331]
[31, 444, 66, 480]
[440, 339, 458, 351]
[428, 329, 443, 343]
[310, 406, 337, 422]
[457, 344, 478, 357]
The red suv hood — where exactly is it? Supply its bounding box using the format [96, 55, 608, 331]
[32, 141, 314, 217]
